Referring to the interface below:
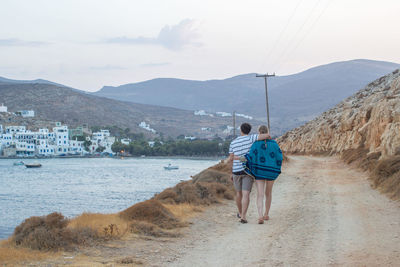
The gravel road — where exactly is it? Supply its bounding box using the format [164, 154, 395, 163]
[166, 156, 400, 267]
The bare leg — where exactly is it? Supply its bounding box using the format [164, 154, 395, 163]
[241, 190, 250, 220]
[255, 180, 266, 219]
[235, 191, 243, 217]
[264, 180, 274, 219]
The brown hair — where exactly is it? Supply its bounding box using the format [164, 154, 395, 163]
[258, 125, 269, 134]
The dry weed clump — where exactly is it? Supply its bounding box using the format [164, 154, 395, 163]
[119, 199, 183, 229]
[371, 156, 400, 199]
[192, 169, 231, 184]
[155, 179, 235, 205]
[341, 147, 370, 166]
[68, 213, 128, 239]
[342, 148, 400, 199]
[12, 212, 99, 251]
[129, 220, 180, 238]
[0, 245, 57, 264]
[208, 161, 232, 173]
[155, 162, 236, 205]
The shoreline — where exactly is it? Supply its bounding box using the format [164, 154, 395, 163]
[0, 155, 225, 160]
[0, 157, 223, 241]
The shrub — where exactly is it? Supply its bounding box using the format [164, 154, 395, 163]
[119, 200, 182, 229]
[129, 221, 180, 238]
[12, 212, 99, 251]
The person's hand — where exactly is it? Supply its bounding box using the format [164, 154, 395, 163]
[230, 175, 233, 182]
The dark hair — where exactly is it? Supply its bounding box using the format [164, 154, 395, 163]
[240, 123, 252, 135]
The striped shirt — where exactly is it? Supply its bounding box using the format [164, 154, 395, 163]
[229, 134, 259, 173]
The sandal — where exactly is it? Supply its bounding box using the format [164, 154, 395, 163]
[237, 213, 241, 219]
[240, 218, 248, 224]
[263, 215, 270, 221]
[258, 218, 264, 224]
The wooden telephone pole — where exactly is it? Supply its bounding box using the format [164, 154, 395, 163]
[232, 111, 236, 137]
[256, 73, 275, 131]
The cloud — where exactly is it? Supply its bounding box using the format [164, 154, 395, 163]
[140, 62, 171, 68]
[103, 19, 201, 50]
[90, 65, 127, 71]
[0, 38, 48, 47]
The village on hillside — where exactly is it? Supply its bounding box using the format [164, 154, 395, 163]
[0, 104, 117, 157]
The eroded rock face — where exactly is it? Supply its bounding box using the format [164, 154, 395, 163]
[278, 69, 400, 158]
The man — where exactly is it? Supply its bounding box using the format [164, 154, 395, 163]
[227, 123, 270, 223]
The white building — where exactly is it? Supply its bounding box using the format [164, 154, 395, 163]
[0, 124, 3, 134]
[69, 139, 84, 155]
[6, 126, 26, 134]
[185, 136, 197, 141]
[0, 104, 7, 113]
[91, 130, 115, 154]
[0, 123, 113, 157]
[121, 138, 131, 145]
[139, 121, 156, 133]
[53, 125, 69, 154]
[18, 110, 35, 117]
[36, 145, 55, 156]
[16, 141, 35, 156]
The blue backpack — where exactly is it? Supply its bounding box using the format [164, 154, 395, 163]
[244, 139, 283, 180]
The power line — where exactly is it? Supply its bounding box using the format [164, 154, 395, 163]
[276, 0, 332, 73]
[259, 0, 304, 71]
[273, 0, 323, 71]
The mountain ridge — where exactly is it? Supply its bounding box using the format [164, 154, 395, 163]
[0, 83, 258, 138]
[93, 59, 400, 135]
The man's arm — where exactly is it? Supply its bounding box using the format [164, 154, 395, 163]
[227, 153, 234, 181]
[226, 153, 234, 164]
[257, 133, 271, 141]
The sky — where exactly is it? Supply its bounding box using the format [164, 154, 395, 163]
[0, 0, 399, 91]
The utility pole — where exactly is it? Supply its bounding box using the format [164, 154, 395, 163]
[256, 73, 275, 131]
[232, 111, 236, 137]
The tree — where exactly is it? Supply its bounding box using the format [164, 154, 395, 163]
[96, 146, 105, 153]
[83, 140, 92, 152]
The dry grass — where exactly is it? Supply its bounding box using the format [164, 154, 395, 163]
[163, 203, 204, 220]
[341, 148, 400, 200]
[119, 199, 184, 229]
[129, 221, 180, 238]
[341, 147, 370, 166]
[371, 156, 400, 199]
[68, 213, 129, 239]
[0, 239, 59, 265]
[11, 212, 99, 251]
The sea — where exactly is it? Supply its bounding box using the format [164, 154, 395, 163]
[0, 157, 219, 239]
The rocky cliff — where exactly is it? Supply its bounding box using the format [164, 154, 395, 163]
[278, 69, 400, 158]
[278, 69, 400, 198]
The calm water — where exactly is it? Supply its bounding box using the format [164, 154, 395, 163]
[0, 157, 218, 239]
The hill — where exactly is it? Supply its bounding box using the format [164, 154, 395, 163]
[94, 59, 400, 135]
[0, 83, 259, 138]
[278, 69, 400, 198]
[0, 76, 64, 87]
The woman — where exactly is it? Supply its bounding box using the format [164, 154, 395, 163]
[243, 125, 283, 224]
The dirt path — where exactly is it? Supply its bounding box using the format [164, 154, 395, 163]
[24, 156, 400, 266]
[158, 156, 400, 267]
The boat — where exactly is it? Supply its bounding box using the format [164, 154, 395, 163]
[25, 163, 42, 168]
[13, 161, 25, 166]
[164, 163, 179, 170]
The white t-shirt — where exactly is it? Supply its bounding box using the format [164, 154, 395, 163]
[229, 134, 259, 173]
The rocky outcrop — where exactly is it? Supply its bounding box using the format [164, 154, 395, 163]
[278, 69, 400, 159]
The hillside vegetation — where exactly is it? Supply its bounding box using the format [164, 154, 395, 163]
[278, 69, 400, 199]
